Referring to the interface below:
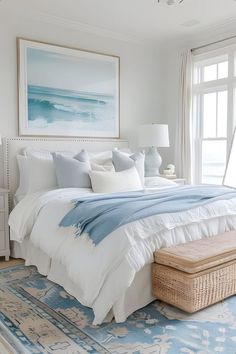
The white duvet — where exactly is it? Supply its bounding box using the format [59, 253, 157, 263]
[9, 187, 236, 324]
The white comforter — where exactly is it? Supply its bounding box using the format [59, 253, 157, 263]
[9, 187, 236, 324]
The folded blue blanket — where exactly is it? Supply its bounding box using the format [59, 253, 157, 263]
[59, 185, 236, 245]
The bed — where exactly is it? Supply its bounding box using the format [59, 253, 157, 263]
[5, 137, 236, 325]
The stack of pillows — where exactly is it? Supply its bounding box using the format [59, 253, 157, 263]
[15, 147, 176, 200]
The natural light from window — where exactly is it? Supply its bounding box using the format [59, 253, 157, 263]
[193, 50, 236, 185]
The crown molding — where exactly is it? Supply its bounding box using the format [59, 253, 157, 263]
[1, 1, 145, 45]
[184, 16, 236, 46]
[157, 16, 236, 51]
[3, 2, 236, 48]
[23, 10, 144, 45]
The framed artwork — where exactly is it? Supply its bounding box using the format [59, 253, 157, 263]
[18, 38, 120, 138]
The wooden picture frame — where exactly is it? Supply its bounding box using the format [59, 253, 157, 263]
[18, 38, 120, 138]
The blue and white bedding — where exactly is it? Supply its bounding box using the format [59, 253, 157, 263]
[9, 185, 236, 324]
[60, 186, 236, 245]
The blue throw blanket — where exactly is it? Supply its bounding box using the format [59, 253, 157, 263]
[59, 185, 236, 245]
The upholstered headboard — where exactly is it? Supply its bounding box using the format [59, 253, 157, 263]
[3, 137, 129, 209]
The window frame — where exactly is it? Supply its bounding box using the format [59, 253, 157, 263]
[192, 46, 236, 184]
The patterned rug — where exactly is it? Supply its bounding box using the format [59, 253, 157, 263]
[0, 265, 236, 354]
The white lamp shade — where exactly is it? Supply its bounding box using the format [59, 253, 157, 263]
[139, 124, 170, 147]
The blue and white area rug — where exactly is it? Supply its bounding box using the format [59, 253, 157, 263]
[0, 265, 236, 354]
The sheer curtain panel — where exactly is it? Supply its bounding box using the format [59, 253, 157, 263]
[176, 50, 193, 183]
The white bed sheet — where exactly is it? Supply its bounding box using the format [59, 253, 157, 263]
[9, 187, 236, 324]
[10, 237, 154, 323]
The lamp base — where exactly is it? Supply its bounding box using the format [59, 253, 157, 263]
[145, 147, 162, 177]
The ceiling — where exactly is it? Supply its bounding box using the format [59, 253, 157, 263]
[2, 0, 236, 43]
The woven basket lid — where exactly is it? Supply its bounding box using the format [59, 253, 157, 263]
[154, 231, 236, 274]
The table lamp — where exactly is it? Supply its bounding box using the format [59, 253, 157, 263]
[139, 124, 169, 176]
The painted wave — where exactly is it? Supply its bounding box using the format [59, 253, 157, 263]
[27, 85, 117, 131]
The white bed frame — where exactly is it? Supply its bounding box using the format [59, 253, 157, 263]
[3, 136, 129, 210]
[4, 137, 155, 323]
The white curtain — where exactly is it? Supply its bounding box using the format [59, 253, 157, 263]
[176, 50, 193, 183]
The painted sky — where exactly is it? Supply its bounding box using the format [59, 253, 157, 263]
[27, 47, 118, 95]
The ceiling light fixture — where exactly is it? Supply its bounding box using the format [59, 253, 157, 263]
[158, 0, 184, 5]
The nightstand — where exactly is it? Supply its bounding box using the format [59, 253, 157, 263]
[160, 175, 186, 186]
[0, 189, 10, 261]
[171, 178, 186, 186]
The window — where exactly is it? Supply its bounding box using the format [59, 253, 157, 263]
[192, 49, 236, 184]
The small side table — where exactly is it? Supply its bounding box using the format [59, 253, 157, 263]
[160, 175, 186, 186]
[0, 189, 10, 261]
[171, 178, 186, 186]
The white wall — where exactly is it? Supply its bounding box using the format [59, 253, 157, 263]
[0, 10, 161, 185]
[156, 45, 181, 170]
[1, 8, 235, 184]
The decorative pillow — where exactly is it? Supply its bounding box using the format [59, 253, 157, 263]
[90, 162, 115, 172]
[23, 147, 75, 159]
[27, 155, 58, 193]
[88, 148, 131, 162]
[89, 150, 112, 160]
[15, 155, 29, 200]
[75, 149, 114, 171]
[52, 153, 91, 188]
[89, 167, 143, 193]
[74, 149, 90, 163]
[76, 150, 114, 171]
[144, 176, 177, 188]
[112, 150, 145, 185]
[89, 150, 113, 170]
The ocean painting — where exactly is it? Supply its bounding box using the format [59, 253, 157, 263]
[18, 40, 119, 137]
[27, 85, 117, 135]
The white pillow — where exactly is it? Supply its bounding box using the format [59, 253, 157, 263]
[23, 147, 75, 159]
[88, 149, 131, 170]
[27, 155, 57, 193]
[15, 155, 29, 200]
[90, 162, 115, 172]
[89, 167, 143, 193]
[88, 151, 113, 170]
[144, 176, 177, 188]
[88, 148, 131, 160]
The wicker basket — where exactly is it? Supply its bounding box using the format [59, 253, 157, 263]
[152, 231, 236, 313]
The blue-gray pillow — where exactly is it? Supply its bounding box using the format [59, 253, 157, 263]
[112, 150, 145, 185]
[74, 149, 90, 163]
[52, 153, 91, 188]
